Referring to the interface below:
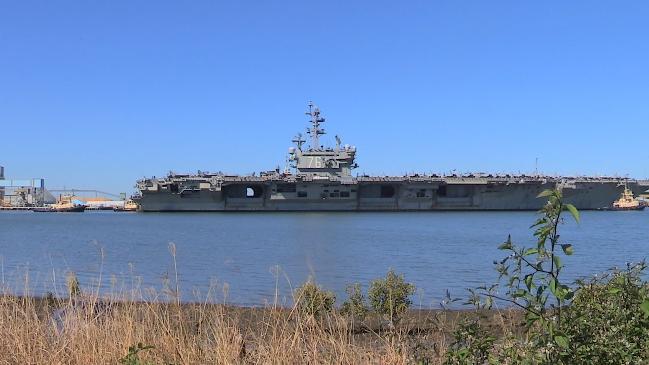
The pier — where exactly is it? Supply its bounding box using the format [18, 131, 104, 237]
[0, 206, 44, 211]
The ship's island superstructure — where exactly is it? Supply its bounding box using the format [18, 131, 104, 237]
[135, 103, 649, 211]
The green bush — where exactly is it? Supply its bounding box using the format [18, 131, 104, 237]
[478, 265, 649, 364]
[448, 189, 649, 364]
[340, 283, 369, 320]
[444, 319, 496, 365]
[558, 263, 649, 364]
[294, 280, 335, 317]
[368, 269, 415, 326]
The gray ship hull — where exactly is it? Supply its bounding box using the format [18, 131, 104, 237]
[136, 178, 649, 212]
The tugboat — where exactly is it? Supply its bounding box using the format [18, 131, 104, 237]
[610, 185, 646, 211]
[114, 199, 139, 212]
[33, 195, 86, 212]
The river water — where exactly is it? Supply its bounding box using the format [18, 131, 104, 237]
[0, 210, 646, 308]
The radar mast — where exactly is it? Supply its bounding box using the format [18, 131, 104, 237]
[305, 101, 325, 149]
[292, 133, 306, 150]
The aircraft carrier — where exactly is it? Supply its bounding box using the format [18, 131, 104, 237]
[135, 103, 649, 212]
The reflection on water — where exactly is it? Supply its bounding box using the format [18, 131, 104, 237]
[0, 210, 647, 307]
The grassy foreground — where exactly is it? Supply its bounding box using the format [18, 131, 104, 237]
[0, 290, 519, 364]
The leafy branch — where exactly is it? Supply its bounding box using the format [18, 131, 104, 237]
[469, 189, 580, 359]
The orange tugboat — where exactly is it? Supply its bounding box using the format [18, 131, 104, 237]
[33, 195, 86, 212]
[610, 184, 646, 211]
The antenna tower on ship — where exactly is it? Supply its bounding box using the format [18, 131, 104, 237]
[292, 132, 305, 150]
[305, 101, 326, 149]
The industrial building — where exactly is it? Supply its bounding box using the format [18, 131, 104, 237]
[0, 166, 54, 208]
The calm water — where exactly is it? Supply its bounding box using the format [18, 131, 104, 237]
[0, 210, 647, 307]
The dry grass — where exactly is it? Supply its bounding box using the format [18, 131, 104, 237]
[0, 294, 415, 364]
[0, 282, 522, 364]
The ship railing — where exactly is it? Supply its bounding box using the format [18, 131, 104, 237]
[557, 181, 577, 189]
[445, 178, 489, 184]
[178, 187, 201, 195]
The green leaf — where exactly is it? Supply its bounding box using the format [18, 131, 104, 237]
[554, 335, 569, 349]
[560, 244, 574, 255]
[523, 248, 538, 256]
[641, 300, 649, 318]
[557, 285, 572, 300]
[537, 189, 554, 198]
[564, 289, 574, 301]
[498, 235, 513, 250]
[549, 278, 558, 296]
[513, 289, 527, 298]
[564, 203, 580, 223]
[524, 274, 534, 290]
[553, 255, 563, 269]
[498, 242, 511, 250]
[458, 348, 469, 359]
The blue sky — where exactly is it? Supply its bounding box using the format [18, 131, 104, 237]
[1, 1, 648, 194]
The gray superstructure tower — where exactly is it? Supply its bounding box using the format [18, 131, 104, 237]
[288, 102, 357, 178]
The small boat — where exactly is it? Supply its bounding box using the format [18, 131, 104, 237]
[34, 195, 86, 213]
[609, 185, 646, 211]
[114, 199, 139, 212]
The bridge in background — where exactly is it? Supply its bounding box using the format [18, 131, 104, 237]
[47, 189, 125, 200]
